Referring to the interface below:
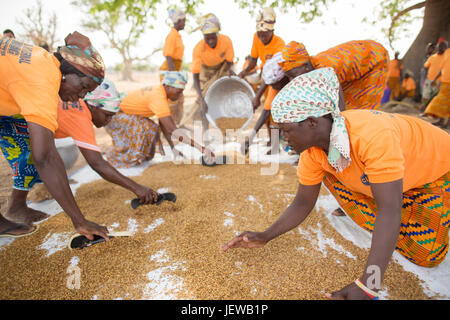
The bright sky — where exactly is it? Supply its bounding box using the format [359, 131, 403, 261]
[2, 0, 423, 69]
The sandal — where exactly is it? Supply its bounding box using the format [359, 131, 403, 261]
[201, 155, 227, 167]
[0, 224, 39, 238]
[68, 231, 132, 250]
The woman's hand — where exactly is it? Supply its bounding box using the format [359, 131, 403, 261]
[325, 282, 373, 300]
[134, 185, 159, 204]
[74, 219, 110, 242]
[222, 231, 268, 251]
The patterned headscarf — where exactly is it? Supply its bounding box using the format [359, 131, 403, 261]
[280, 41, 311, 72]
[84, 78, 124, 113]
[195, 13, 221, 34]
[58, 31, 105, 85]
[168, 8, 186, 23]
[256, 7, 276, 32]
[271, 67, 351, 172]
[161, 71, 188, 89]
[262, 52, 285, 85]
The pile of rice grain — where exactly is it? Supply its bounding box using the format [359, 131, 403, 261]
[0, 162, 430, 300]
[215, 117, 247, 133]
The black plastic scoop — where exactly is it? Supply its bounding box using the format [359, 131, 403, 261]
[68, 231, 131, 250]
[131, 192, 177, 209]
[200, 155, 227, 167]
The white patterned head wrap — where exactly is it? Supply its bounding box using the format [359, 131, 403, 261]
[271, 67, 351, 172]
[84, 78, 124, 113]
[168, 8, 186, 23]
[262, 52, 285, 84]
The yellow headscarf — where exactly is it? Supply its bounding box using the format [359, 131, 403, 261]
[196, 13, 221, 34]
[256, 7, 276, 32]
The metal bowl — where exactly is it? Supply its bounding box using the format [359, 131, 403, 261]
[205, 76, 255, 130]
[54, 138, 79, 170]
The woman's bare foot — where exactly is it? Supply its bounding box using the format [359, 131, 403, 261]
[4, 205, 49, 225]
[332, 208, 346, 216]
[0, 215, 36, 237]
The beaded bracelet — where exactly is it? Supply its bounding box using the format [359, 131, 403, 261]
[354, 279, 379, 300]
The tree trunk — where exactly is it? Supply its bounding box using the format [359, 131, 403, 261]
[122, 59, 134, 81]
[402, 0, 450, 99]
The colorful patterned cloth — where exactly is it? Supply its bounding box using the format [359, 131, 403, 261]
[323, 172, 450, 267]
[84, 78, 123, 113]
[160, 71, 188, 89]
[281, 40, 389, 110]
[256, 7, 276, 32]
[104, 113, 162, 168]
[0, 115, 42, 191]
[196, 13, 221, 34]
[262, 51, 285, 85]
[271, 67, 351, 172]
[425, 82, 450, 118]
[168, 8, 185, 23]
[280, 41, 310, 72]
[57, 31, 105, 84]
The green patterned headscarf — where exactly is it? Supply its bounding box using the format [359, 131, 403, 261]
[271, 67, 351, 172]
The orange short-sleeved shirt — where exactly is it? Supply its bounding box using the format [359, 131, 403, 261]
[163, 27, 184, 61]
[440, 49, 450, 83]
[250, 33, 285, 67]
[297, 110, 450, 197]
[54, 99, 100, 152]
[387, 59, 402, 78]
[191, 34, 235, 74]
[0, 37, 61, 132]
[424, 53, 445, 81]
[264, 86, 279, 110]
[119, 85, 171, 118]
[402, 77, 416, 91]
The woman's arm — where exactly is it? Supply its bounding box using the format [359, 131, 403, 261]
[27, 122, 109, 240]
[79, 147, 158, 204]
[159, 116, 208, 154]
[193, 73, 208, 114]
[165, 56, 176, 71]
[238, 57, 257, 78]
[222, 182, 321, 250]
[242, 109, 271, 154]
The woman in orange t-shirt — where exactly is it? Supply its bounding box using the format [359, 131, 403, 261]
[191, 13, 235, 134]
[104, 71, 214, 168]
[424, 41, 450, 129]
[223, 68, 450, 300]
[159, 8, 186, 125]
[0, 32, 111, 241]
[397, 70, 416, 100]
[238, 7, 285, 110]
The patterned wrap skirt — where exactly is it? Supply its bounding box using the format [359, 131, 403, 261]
[323, 172, 450, 267]
[425, 82, 450, 118]
[104, 112, 162, 168]
[0, 115, 42, 191]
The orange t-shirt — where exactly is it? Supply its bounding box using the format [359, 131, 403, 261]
[440, 49, 450, 83]
[119, 85, 171, 118]
[250, 33, 285, 67]
[54, 99, 100, 152]
[191, 34, 234, 74]
[402, 77, 416, 92]
[297, 110, 450, 198]
[264, 86, 279, 110]
[424, 52, 445, 81]
[387, 59, 402, 78]
[163, 27, 184, 61]
[0, 37, 61, 132]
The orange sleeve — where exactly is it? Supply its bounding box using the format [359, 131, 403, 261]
[8, 81, 59, 133]
[297, 148, 326, 185]
[264, 87, 279, 110]
[358, 129, 404, 184]
[250, 33, 259, 60]
[55, 100, 100, 152]
[149, 86, 171, 118]
[163, 29, 176, 58]
[191, 42, 202, 74]
[424, 56, 432, 69]
[224, 36, 235, 63]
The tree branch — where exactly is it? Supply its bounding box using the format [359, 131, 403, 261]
[388, 1, 426, 50]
